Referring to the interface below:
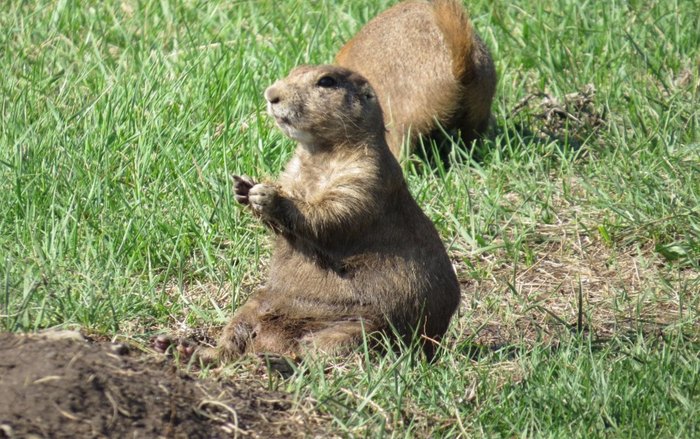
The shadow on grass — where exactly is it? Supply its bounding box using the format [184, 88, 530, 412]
[410, 84, 606, 169]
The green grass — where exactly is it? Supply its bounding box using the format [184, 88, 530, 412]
[282, 332, 699, 437]
[1, 0, 698, 437]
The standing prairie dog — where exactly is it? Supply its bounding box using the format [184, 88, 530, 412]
[336, 0, 496, 158]
[202, 65, 460, 363]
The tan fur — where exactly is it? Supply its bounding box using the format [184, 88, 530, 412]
[335, 0, 497, 158]
[203, 65, 460, 363]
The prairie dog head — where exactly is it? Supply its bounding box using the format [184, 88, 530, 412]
[264, 65, 385, 149]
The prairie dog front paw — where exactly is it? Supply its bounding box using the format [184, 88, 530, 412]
[248, 183, 279, 215]
[232, 175, 257, 205]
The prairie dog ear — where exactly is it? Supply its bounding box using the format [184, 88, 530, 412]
[358, 81, 377, 102]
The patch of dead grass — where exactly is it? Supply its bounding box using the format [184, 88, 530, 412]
[453, 181, 698, 350]
[510, 84, 606, 145]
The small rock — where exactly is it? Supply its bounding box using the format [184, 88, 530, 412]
[0, 423, 16, 439]
[110, 343, 129, 355]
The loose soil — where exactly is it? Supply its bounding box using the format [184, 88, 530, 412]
[0, 332, 327, 439]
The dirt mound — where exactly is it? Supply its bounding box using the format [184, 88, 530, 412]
[0, 332, 325, 438]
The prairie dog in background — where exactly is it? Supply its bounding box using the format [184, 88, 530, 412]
[336, 0, 496, 158]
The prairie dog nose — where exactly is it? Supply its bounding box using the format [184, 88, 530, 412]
[264, 85, 281, 104]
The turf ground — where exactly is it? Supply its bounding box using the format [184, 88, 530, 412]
[1, 1, 698, 436]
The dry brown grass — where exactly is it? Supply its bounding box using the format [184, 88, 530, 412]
[453, 183, 697, 350]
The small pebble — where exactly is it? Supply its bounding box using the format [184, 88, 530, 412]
[110, 343, 129, 355]
[153, 335, 173, 354]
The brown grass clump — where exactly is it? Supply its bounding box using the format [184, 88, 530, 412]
[453, 179, 697, 350]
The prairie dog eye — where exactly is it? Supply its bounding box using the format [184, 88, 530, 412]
[316, 76, 338, 88]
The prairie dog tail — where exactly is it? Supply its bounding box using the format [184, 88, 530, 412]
[433, 0, 475, 80]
